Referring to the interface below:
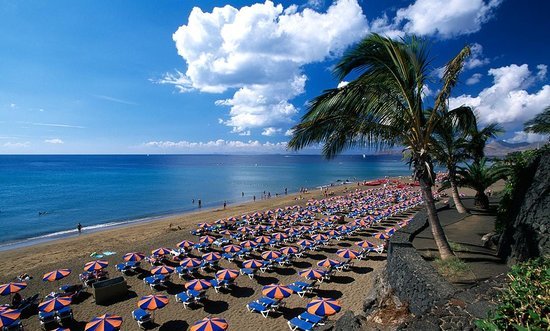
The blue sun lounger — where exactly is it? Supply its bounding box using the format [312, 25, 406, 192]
[246, 301, 275, 318]
[132, 308, 152, 329]
[288, 317, 315, 331]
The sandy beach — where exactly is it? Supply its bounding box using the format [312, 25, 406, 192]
[0, 179, 417, 330]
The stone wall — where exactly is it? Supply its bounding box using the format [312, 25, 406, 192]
[498, 148, 550, 264]
[386, 207, 457, 315]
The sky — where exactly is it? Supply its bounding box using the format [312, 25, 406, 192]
[1, 0, 549, 154]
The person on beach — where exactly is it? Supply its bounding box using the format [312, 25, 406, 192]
[77, 222, 82, 234]
[242, 192, 244, 197]
[223, 201, 227, 209]
[198, 199, 202, 208]
[253, 195, 256, 201]
[285, 187, 288, 195]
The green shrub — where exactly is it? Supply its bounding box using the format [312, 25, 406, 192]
[475, 256, 549, 330]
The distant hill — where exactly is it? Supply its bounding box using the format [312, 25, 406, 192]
[485, 140, 542, 156]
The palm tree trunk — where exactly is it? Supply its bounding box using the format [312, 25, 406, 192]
[449, 171, 468, 213]
[418, 174, 455, 260]
[474, 190, 489, 209]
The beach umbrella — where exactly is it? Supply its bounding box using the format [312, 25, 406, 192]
[52, 328, 70, 331]
[299, 268, 326, 280]
[0, 282, 27, 296]
[151, 265, 174, 275]
[255, 225, 268, 231]
[271, 233, 288, 241]
[199, 235, 215, 244]
[219, 230, 232, 236]
[138, 294, 169, 311]
[255, 236, 271, 244]
[84, 260, 109, 272]
[237, 226, 252, 233]
[336, 249, 360, 259]
[262, 284, 293, 299]
[326, 230, 340, 237]
[242, 259, 263, 269]
[373, 232, 390, 240]
[0, 309, 20, 328]
[311, 234, 328, 241]
[356, 241, 376, 249]
[261, 250, 281, 260]
[280, 246, 298, 255]
[385, 228, 396, 235]
[190, 317, 228, 331]
[151, 247, 171, 256]
[216, 269, 239, 281]
[297, 239, 314, 247]
[185, 279, 211, 291]
[202, 252, 221, 262]
[197, 222, 211, 229]
[240, 240, 256, 248]
[38, 296, 72, 313]
[123, 252, 145, 262]
[180, 258, 202, 268]
[306, 297, 341, 316]
[317, 258, 341, 268]
[85, 314, 123, 331]
[43, 269, 71, 282]
[223, 244, 242, 253]
[176, 240, 194, 249]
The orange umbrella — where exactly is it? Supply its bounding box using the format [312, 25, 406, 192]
[306, 297, 341, 316]
[262, 284, 293, 299]
[85, 314, 123, 331]
[190, 317, 228, 331]
[185, 279, 211, 291]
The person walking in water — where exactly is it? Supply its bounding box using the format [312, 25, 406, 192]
[77, 222, 82, 234]
[198, 199, 202, 208]
[223, 201, 227, 209]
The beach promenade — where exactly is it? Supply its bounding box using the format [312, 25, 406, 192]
[0, 179, 420, 330]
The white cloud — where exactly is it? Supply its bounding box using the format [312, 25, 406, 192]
[163, 0, 368, 133]
[261, 127, 282, 136]
[395, 0, 502, 39]
[94, 95, 137, 106]
[3, 141, 30, 148]
[450, 64, 550, 125]
[44, 138, 64, 144]
[505, 131, 548, 144]
[337, 81, 349, 89]
[466, 73, 483, 85]
[421, 84, 433, 97]
[24, 122, 85, 129]
[284, 129, 295, 136]
[464, 43, 490, 69]
[142, 139, 288, 153]
[9, 103, 16, 109]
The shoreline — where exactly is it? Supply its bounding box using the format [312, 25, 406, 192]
[0, 178, 390, 276]
[0, 180, 366, 253]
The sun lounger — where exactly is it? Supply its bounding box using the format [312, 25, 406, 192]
[55, 306, 73, 325]
[240, 268, 256, 279]
[222, 253, 235, 263]
[187, 290, 207, 302]
[144, 274, 167, 290]
[288, 317, 315, 331]
[210, 279, 232, 293]
[2, 319, 23, 331]
[132, 308, 152, 329]
[259, 261, 273, 273]
[298, 312, 325, 325]
[257, 296, 281, 308]
[59, 284, 84, 300]
[246, 301, 275, 318]
[175, 292, 196, 309]
[39, 311, 56, 329]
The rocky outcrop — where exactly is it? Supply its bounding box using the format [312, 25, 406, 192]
[498, 148, 550, 264]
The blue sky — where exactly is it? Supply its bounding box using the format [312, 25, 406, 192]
[1, 0, 549, 154]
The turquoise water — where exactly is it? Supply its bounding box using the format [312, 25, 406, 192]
[0, 154, 411, 247]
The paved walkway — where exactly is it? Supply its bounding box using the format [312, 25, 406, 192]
[412, 196, 509, 286]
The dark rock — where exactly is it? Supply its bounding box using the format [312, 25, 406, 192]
[466, 300, 494, 319]
[498, 148, 550, 264]
[331, 311, 363, 331]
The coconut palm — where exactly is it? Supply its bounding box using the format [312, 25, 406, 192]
[452, 158, 508, 209]
[467, 122, 503, 164]
[288, 34, 473, 260]
[431, 108, 476, 213]
[524, 106, 550, 136]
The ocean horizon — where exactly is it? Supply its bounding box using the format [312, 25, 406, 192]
[0, 154, 411, 249]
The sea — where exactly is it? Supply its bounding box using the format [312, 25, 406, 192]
[0, 154, 411, 250]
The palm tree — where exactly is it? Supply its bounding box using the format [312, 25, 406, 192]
[524, 106, 550, 137]
[431, 108, 476, 214]
[467, 122, 503, 164]
[288, 34, 472, 260]
[452, 158, 508, 209]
